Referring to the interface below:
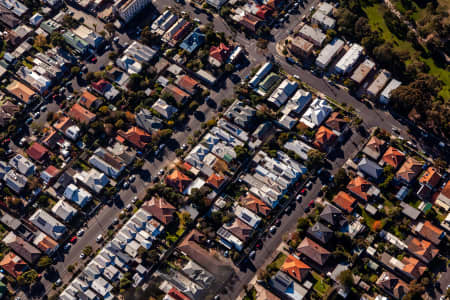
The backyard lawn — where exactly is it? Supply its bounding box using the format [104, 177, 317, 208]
[363, 4, 450, 98]
[312, 271, 331, 297]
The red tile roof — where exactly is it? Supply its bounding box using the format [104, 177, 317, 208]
[0, 252, 28, 278]
[281, 255, 311, 282]
[209, 43, 231, 64]
[26, 142, 49, 162]
[255, 4, 273, 19]
[347, 176, 372, 201]
[163, 84, 190, 104]
[313, 126, 337, 152]
[419, 167, 441, 188]
[165, 169, 192, 193]
[69, 103, 96, 124]
[91, 79, 111, 93]
[418, 221, 444, 245]
[382, 146, 405, 169]
[176, 75, 199, 95]
[207, 173, 225, 190]
[117, 126, 151, 149]
[333, 191, 357, 213]
[325, 112, 347, 132]
[79, 90, 101, 109]
[241, 193, 271, 216]
[167, 287, 190, 300]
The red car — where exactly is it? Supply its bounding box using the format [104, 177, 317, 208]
[308, 200, 315, 208]
[70, 236, 77, 243]
[255, 241, 262, 250]
[91, 57, 97, 63]
[300, 188, 307, 195]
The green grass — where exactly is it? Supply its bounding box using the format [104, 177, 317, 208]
[312, 271, 330, 296]
[266, 252, 287, 275]
[363, 4, 450, 98]
[361, 206, 386, 231]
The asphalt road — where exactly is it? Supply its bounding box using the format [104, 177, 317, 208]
[31, 1, 442, 299]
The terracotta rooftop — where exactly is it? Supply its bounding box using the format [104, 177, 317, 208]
[7, 80, 36, 104]
[241, 192, 271, 216]
[313, 126, 337, 152]
[117, 126, 151, 149]
[332, 191, 356, 213]
[176, 75, 199, 95]
[347, 176, 373, 201]
[406, 236, 439, 264]
[402, 256, 426, 279]
[0, 252, 28, 278]
[68, 103, 96, 124]
[79, 90, 100, 109]
[419, 167, 441, 188]
[418, 220, 444, 245]
[281, 255, 311, 282]
[382, 146, 405, 169]
[165, 169, 192, 193]
[209, 43, 231, 64]
[222, 218, 253, 242]
[363, 136, 386, 159]
[207, 173, 225, 190]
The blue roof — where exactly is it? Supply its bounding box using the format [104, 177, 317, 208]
[180, 28, 205, 54]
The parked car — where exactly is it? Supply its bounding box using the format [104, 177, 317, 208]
[70, 236, 77, 243]
[96, 235, 103, 243]
[129, 174, 136, 182]
[122, 181, 130, 189]
[77, 229, 85, 236]
[269, 226, 277, 234]
[132, 196, 138, 203]
[80, 253, 86, 259]
[64, 244, 71, 252]
[249, 250, 256, 259]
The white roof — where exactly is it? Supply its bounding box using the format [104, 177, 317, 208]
[64, 183, 93, 207]
[0, 0, 28, 16]
[284, 139, 313, 161]
[300, 98, 332, 128]
[9, 154, 35, 175]
[299, 24, 326, 46]
[51, 199, 77, 222]
[152, 99, 178, 119]
[74, 169, 109, 193]
[268, 79, 298, 107]
[380, 79, 401, 104]
[29, 209, 66, 240]
[91, 277, 112, 297]
[315, 38, 344, 68]
[335, 44, 363, 74]
[234, 205, 261, 228]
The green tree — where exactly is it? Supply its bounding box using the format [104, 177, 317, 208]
[306, 149, 326, 170]
[37, 256, 52, 268]
[17, 269, 38, 286]
[234, 145, 250, 162]
[337, 269, 354, 288]
[83, 246, 93, 256]
[334, 168, 349, 188]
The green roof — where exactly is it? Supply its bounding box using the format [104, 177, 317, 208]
[63, 31, 89, 53]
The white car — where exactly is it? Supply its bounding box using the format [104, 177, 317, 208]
[96, 235, 103, 243]
[77, 229, 85, 236]
[129, 174, 136, 182]
[80, 253, 86, 259]
[123, 181, 130, 189]
[132, 196, 138, 203]
[40, 105, 47, 112]
[158, 169, 164, 176]
[269, 226, 277, 234]
[293, 75, 300, 80]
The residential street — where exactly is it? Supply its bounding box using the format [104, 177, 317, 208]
[29, 1, 440, 299]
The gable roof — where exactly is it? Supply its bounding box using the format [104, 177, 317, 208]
[417, 221, 444, 245]
[419, 167, 441, 188]
[296, 237, 330, 266]
[26, 142, 49, 163]
[376, 271, 409, 299]
[176, 75, 199, 95]
[281, 255, 311, 283]
[241, 192, 271, 216]
[0, 252, 27, 278]
[382, 146, 405, 169]
[142, 196, 176, 225]
[165, 169, 192, 193]
[222, 218, 253, 242]
[395, 157, 423, 184]
[406, 236, 439, 264]
[401, 256, 426, 279]
[163, 84, 190, 104]
[363, 135, 386, 160]
[3, 232, 40, 263]
[347, 176, 373, 201]
[68, 103, 96, 124]
[117, 126, 151, 149]
[333, 191, 356, 213]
